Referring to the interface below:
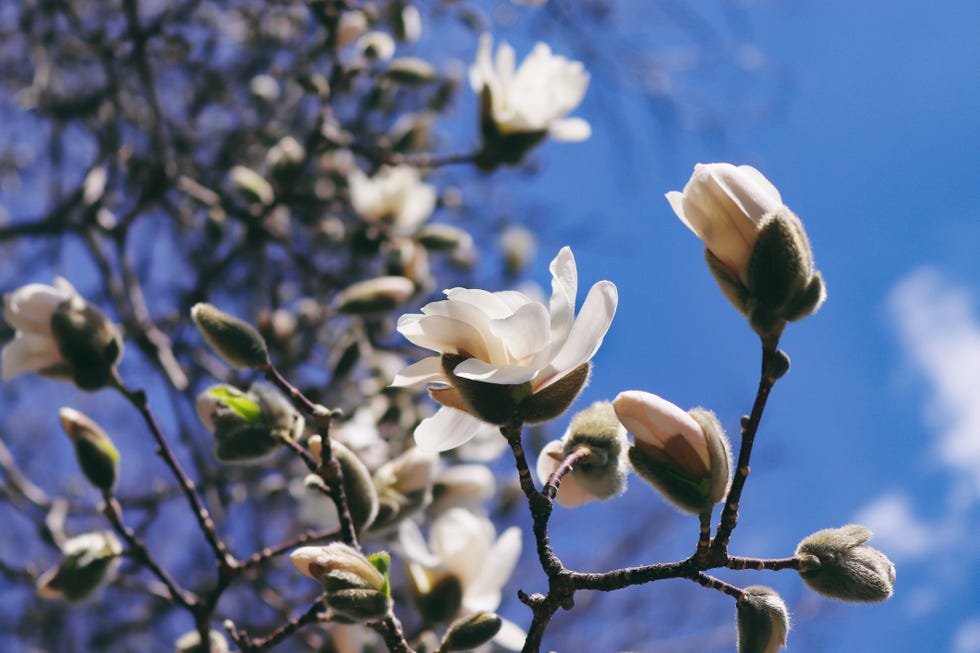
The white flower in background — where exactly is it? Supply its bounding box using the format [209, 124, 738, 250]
[430, 464, 496, 516]
[3, 277, 122, 389]
[665, 163, 784, 280]
[469, 34, 590, 141]
[348, 165, 437, 233]
[3, 278, 78, 381]
[399, 508, 525, 649]
[391, 246, 617, 452]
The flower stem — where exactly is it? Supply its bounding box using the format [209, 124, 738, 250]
[711, 330, 783, 554]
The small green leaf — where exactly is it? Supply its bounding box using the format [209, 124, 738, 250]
[208, 387, 262, 423]
[368, 552, 391, 596]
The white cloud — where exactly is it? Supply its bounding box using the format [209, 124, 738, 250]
[888, 268, 980, 494]
[853, 493, 935, 560]
[954, 618, 980, 653]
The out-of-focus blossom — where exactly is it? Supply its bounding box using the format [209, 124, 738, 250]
[391, 247, 617, 452]
[348, 165, 436, 233]
[469, 34, 590, 141]
[356, 31, 396, 61]
[36, 531, 122, 602]
[430, 464, 496, 515]
[2, 277, 122, 389]
[399, 508, 524, 648]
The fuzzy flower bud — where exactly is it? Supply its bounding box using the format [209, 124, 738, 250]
[666, 163, 825, 335]
[59, 407, 120, 493]
[36, 531, 122, 603]
[335, 276, 416, 314]
[441, 612, 503, 651]
[2, 278, 123, 390]
[795, 524, 895, 602]
[191, 303, 269, 369]
[614, 391, 732, 514]
[327, 588, 393, 623]
[736, 585, 790, 653]
[197, 383, 302, 463]
[307, 437, 380, 533]
[536, 401, 629, 508]
[290, 542, 387, 592]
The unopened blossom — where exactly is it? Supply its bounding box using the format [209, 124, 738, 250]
[36, 531, 122, 602]
[399, 508, 525, 649]
[666, 163, 784, 281]
[2, 277, 122, 389]
[348, 165, 436, 233]
[666, 163, 825, 334]
[736, 586, 790, 653]
[796, 525, 895, 602]
[391, 246, 617, 452]
[469, 34, 590, 141]
[614, 390, 731, 514]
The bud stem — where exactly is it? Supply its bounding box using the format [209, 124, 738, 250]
[726, 556, 803, 571]
[542, 447, 593, 501]
[711, 331, 783, 554]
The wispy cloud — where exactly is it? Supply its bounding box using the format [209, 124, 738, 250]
[888, 268, 980, 492]
[954, 618, 980, 653]
[853, 492, 935, 560]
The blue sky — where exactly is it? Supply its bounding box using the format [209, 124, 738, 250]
[483, 0, 979, 651]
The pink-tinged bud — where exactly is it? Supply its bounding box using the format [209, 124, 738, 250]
[614, 391, 731, 514]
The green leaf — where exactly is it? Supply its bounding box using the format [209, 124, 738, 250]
[368, 552, 391, 596]
[208, 387, 262, 423]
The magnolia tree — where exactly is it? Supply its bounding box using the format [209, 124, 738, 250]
[0, 0, 893, 652]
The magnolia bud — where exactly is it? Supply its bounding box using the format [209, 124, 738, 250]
[370, 448, 438, 531]
[614, 391, 732, 515]
[416, 224, 474, 252]
[191, 303, 269, 369]
[59, 407, 120, 493]
[536, 401, 629, 508]
[335, 276, 415, 314]
[290, 543, 386, 591]
[327, 588, 393, 623]
[308, 438, 380, 533]
[441, 612, 503, 651]
[197, 383, 302, 463]
[386, 58, 437, 85]
[736, 585, 790, 653]
[36, 531, 122, 602]
[174, 629, 230, 653]
[796, 524, 895, 602]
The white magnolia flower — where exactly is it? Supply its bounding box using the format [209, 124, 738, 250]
[348, 165, 436, 233]
[399, 508, 525, 649]
[2, 278, 77, 381]
[469, 34, 590, 141]
[3, 277, 122, 389]
[665, 163, 785, 280]
[391, 246, 617, 452]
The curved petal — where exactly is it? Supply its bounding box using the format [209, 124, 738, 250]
[535, 440, 564, 485]
[464, 526, 522, 611]
[4, 284, 64, 332]
[548, 247, 577, 347]
[398, 313, 492, 362]
[552, 475, 597, 509]
[452, 357, 537, 385]
[431, 508, 492, 580]
[493, 617, 528, 651]
[1, 333, 63, 381]
[390, 356, 444, 387]
[397, 183, 437, 232]
[535, 280, 617, 391]
[442, 288, 517, 320]
[489, 301, 551, 362]
[413, 407, 487, 452]
[396, 519, 441, 568]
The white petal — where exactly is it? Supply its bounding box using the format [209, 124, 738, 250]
[3, 283, 65, 333]
[398, 313, 492, 362]
[390, 356, 444, 388]
[491, 290, 536, 312]
[464, 526, 522, 611]
[414, 407, 487, 452]
[397, 183, 437, 232]
[548, 247, 578, 348]
[552, 475, 599, 509]
[431, 508, 492, 581]
[1, 333, 64, 381]
[442, 288, 516, 320]
[455, 424, 509, 461]
[396, 519, 442, 568]
[493, 617, 528, 651]
[452, 357, 537, 385]
[489, 301, 551, 362]
[535, 440, 564, 485]
[535, 280, 617, 390]
[548, 117, 591, 142]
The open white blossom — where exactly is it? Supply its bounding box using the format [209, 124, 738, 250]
[399, 508, 526, 649]
[348, 165, 437, 233]
[391, 246, 617, 452]
[666, 163, 785, 280]
[469, 34, 590, 141]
